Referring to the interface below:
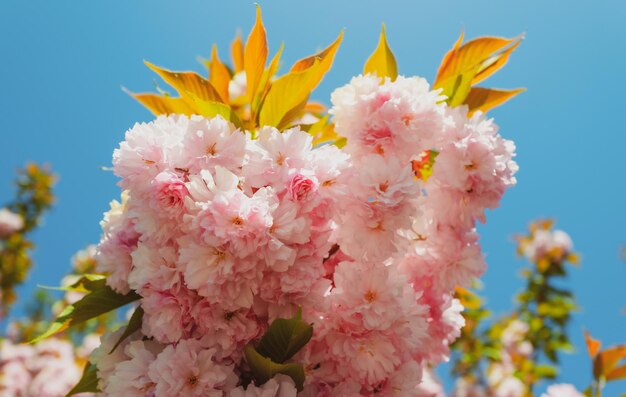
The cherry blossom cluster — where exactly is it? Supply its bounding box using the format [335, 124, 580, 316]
[90, 74, 518, 396]
[0, 335, 97, 397]
[519, 225, 574, 265]
[452, 319, 532, 397]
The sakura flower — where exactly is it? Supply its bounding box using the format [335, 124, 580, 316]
[0, 208, 24, 238]
[149, 171, 189, 218]
[148, 339, 236, 397]
[541, 384, 584, 397]
[91, 327, 139, 390]
[105, 339, 164, 396]
[95, 191, 140, 294]
[243, 126, 314, 189]
[228, 374, 297, 397]
[141, 286, 197, 343]
[331, 74, 446, 161]
[181, 115, 246, 174]
[128, 241, 181, 293]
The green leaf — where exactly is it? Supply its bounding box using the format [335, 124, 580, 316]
[256, 309, 313, 363]
[66, 361, 99, 396]
[534, 364, 558, 379]
[110, 306, 144, 353]
[244, 345, 305, 391]
[32, 286, 141, 343]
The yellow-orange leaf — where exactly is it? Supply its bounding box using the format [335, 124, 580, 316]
[434, 34, 522, 105]
[584, 331, 601, 358]
[363, 25, 398, 81]
[465, 87, 525, 116]
[455, 287, 482, 310]
[259, 60, 322, 129]
[244, 5, 268, 103]
[209, 45, 231, 103]
[598, 346, 626, 376]
[145, 61, 224, 104]
[472, 37, 522, 85]
[436, 35, 519, 85]
[436, 31, 464, 85]
[607, 364, 626, 381]
[129, 92, 194, 115]
[304, 102, 327, 115]
[291, 30, 344, 75]
[253, 42, 284, 115]
[193, 100, 243, 129]
[301, 115, 341, 146]
[231, 32, 245, 73]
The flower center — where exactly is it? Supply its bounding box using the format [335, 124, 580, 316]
[364, 290, 377, 303]
[206, 143, 217, 156]
[464, 161, 477, 171]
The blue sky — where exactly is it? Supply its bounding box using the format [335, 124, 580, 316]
[1, 0, 624, 394]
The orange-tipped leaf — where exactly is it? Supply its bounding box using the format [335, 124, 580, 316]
[465, 87, 525, 115]
[209, 45, 231, 103]
[244, 5, 268, 103]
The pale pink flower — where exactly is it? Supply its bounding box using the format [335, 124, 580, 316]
[0, 208, 24, 238]
[331, 261, 427, 332]
[149, 171, 189, 218]
[113, 115, 187, 193]
[148, 339, 236, 397]
[196, 187, 275, 258]
[95, 191, 140, 294]
[128, 241, 181, 293]
[105, 339, 163, 396]
[541, 384, 584, 397]
[413, 367, 445, 397]
[287, 173, 318, 202]
[191, 300, 262, 361]
[141, 286, 197, 343]
[181, 115, 246, 174]
[522, 229, 573, 263]
[330, 74, 446, 161]
[228, 71, 246, 100]
[90, 327, 139, 390]
[243, 126, 313, 189]
[326, 331, 401, 386]
[228, 374, 297, 397]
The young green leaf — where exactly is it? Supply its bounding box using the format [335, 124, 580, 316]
[256, 309, 313, 363]
[109, 306, 144, 353]
[31, 286, 140, 343]
[66, 362, 99, 396]
[244, 346, 306, 391]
